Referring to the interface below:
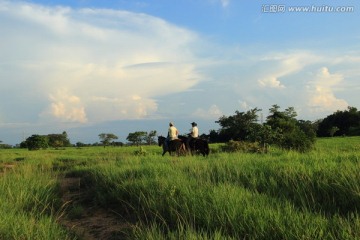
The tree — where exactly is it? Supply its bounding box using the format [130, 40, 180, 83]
[145, 130, 157, 145]
[214, 105, 316, 152]
[215, 108, 262, 141]
[0, 140, 12, 149]
[25, 135, 48, 151]
[317, 106, 360, 137]
[48, 131, 71, 149]
[98, 133, 118, 147]
[126, 131, 147, 146]
[266, 105, 316, 152]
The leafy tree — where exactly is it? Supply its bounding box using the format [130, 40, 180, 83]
[98, 133, 118, 147]
[266, 105, 298, 132]
[48, 131, 71, 148]
[25, 135, 48, 151]
[216, 108, 262, 141]
[317, 106, 360, 137]
[214, 105, 316, 152]
[126, 131, 147, 146]
[266, 105, 316, 152]
[252, 124, 280, 153]
[145, 130, 157, 145]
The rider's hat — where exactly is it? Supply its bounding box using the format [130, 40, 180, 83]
[191, 122, 197, 126]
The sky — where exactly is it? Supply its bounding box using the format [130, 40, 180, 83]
[1, 0, 359, 145]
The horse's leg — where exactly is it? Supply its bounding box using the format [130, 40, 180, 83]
[181, 144, 187, 156]
[162, 146, 167, 156]
[174, 143, 180, 156]
[175, 143, 180, 157]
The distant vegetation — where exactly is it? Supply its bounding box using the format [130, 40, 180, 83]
[209, 105, 316, 152]
[20, 131, 71, 150]
[5, 105, 360, 153]
[317, 106, 360, 137]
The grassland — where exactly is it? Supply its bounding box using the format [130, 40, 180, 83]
[0, 137, 359, 239]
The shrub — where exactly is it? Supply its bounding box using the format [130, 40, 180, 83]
[221, 140, 261, 153]
[277, 127, 315, 152]
[134, 146, 148, 156]
[25, 135, 48, 151]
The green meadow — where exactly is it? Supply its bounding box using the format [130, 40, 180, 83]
[0, 137, 359, 239]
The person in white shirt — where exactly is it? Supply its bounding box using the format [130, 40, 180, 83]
[187, 122, 199, 153]
[166, 122, 178, 148]
[168, 122, 179, 140]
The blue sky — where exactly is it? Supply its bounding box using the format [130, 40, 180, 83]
[1, 0, 359, 144]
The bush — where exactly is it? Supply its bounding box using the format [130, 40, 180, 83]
[134, 146, 148, 156]
[25, 135, 48, 151]
[221, 140, 261, 153]
[277, 127, 315, 152]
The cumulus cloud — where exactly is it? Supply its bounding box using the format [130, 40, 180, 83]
[41, 89, 87, 123]
[307, 67, 348, 113]
[192, 105, 223, 119]
[258, 76, 285, 89]
[257, 51, 320, 89]
[0, 1, 202, 124]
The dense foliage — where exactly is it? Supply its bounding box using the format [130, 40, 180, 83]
[98, 133, 119, 147]
[126, 130, 157, 146]
[20, 132, 71, 150]
[317, 106, 360, 137]
[48, 131, 71, 148]
[23, 134, 49, 150]
[212, 105, 316, 152]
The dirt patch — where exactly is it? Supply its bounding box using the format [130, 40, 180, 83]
[59, 177, 136, 240]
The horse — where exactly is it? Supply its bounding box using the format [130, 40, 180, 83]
[178, 135, 210, 157]
[157, 136, 186, 156]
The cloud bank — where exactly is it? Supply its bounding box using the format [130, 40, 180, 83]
[0, 0, 358, 131]
[0, 1, 202, 124]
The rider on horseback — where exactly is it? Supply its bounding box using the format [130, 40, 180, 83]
[166, 122, 179, 148]
[186, 122, 199, 153]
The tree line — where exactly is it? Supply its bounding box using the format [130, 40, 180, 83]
[14, 105, 360, 152]
[208, 105, 360, 152]
[19, 130, 159, 150]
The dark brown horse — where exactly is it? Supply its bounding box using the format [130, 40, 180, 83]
[178, 135, 210, 157]
[158, 136, 186, 156]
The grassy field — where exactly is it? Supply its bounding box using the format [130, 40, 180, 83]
[0, 137, 359, 239]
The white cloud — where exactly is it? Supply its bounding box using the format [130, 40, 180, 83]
[307, 67, 348, 113]
[257, 51, 321, 89]
[192, 105, 223, 119]
[0, 1, 202, 123]
[41, 89, 87, 123]
[258, 76, 285, 89]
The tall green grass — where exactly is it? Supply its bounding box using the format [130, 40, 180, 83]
[0, 161, 74, 239]
[1, 137, 359, 239]
[66, 137, 360, 239]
